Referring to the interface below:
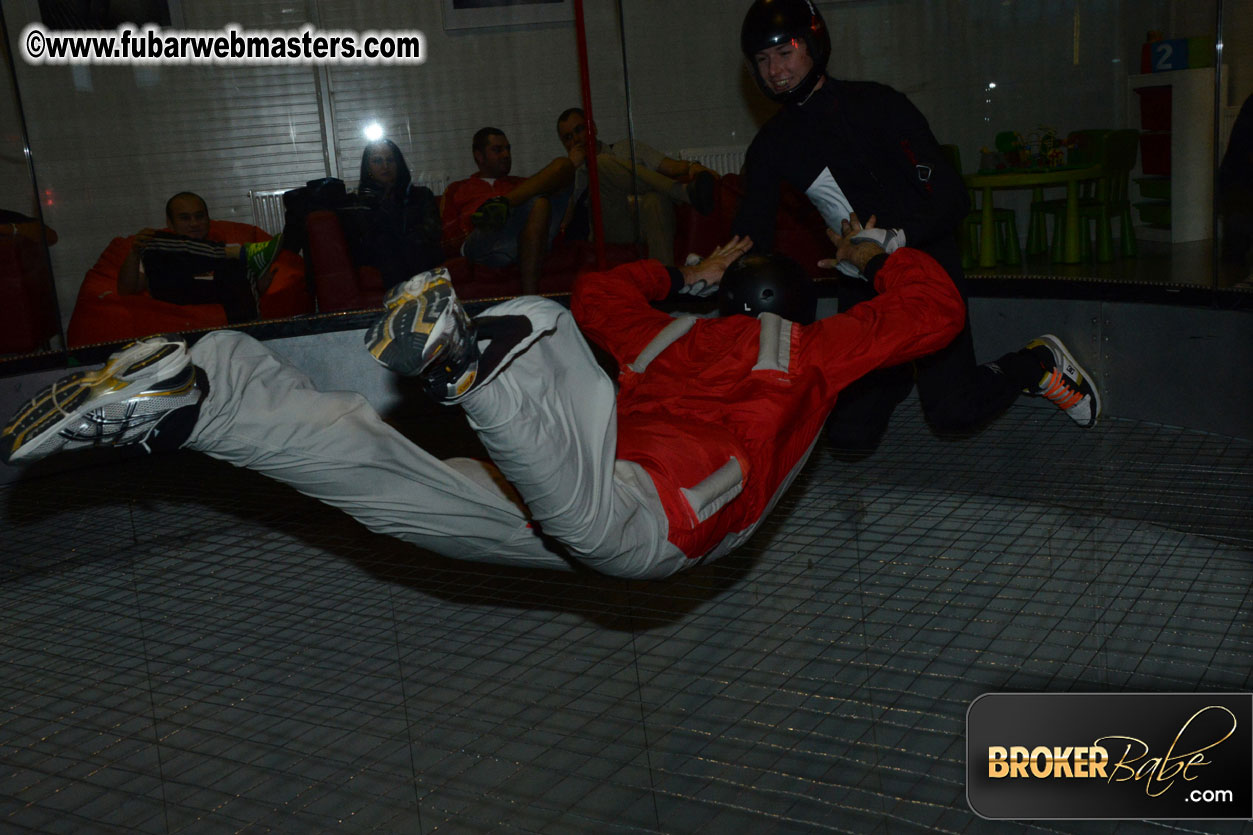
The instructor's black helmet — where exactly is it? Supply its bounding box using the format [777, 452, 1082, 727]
[741, 0, 831, 103]
[719, 254, 818, 324]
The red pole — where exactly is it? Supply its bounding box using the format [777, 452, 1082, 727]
[573, 0, 606, 269]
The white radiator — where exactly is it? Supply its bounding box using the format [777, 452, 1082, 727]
[248, 189, 288, 235]
[674, 145, 748, 176]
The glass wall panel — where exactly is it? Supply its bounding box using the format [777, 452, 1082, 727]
[0, 10, 61, 359]
[618, 0, 1244, 293]
[0, 0, 630, 371]
[0, 0, 1245, 378]
[1219, 0, 1253, 288]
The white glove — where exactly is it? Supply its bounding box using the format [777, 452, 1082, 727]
[678, 252, 718, 297]
[678, 278, 718, 298]
[836, 226, 906, 278]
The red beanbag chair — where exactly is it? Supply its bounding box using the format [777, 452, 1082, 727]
[66, 220, 312, 348]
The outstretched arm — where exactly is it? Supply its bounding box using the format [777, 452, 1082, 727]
[675, 235, 753, 297]
[804, 232, 966, 389]
[504, 157, 575, 206]
[818, 212, 885, 275]
[572, 237, 753, 368]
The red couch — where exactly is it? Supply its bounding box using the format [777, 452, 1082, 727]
[0, 235, 60, 355]
[304, 174, 836, 315]
[305, 209, 643, 312]
[304, 210, 387, 312]
[66, 220, 312, 347]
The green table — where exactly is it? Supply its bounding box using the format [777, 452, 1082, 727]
[963, 165, 1101, 267]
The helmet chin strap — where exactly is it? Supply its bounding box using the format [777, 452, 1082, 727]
[791, 72, 825, 106]
[757, 67, 825, 106]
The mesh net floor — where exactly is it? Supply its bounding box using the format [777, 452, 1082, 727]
[1, 400, 1250, 834]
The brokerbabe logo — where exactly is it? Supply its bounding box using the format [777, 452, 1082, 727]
[967, 693, 1253, 820]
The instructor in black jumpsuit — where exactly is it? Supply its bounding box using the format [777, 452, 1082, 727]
[733, 0, 1101, 452]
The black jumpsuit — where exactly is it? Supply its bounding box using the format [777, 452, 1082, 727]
[733, 77, 1040, 449]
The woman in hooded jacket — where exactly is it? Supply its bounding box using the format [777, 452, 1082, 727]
[345, 138, 443, 290]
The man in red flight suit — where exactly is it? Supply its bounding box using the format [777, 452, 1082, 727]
[366, 222, 964, 577]
[3, 225, 962, 580]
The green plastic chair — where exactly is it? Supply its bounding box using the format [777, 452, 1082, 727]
[942, 144, 1020, 269]
[1033, 129, 1139, 262]
[1083, 128, 1140, 261]
[1027, 129, 1108, 256]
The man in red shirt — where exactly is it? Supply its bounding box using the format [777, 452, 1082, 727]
[441, 127, 576, 294]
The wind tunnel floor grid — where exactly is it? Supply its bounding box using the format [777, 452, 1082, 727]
[1, 401, 1250, 833]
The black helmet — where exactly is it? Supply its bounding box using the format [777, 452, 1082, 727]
[719, 253, 818, 324]
[740, 0, 830, 104]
